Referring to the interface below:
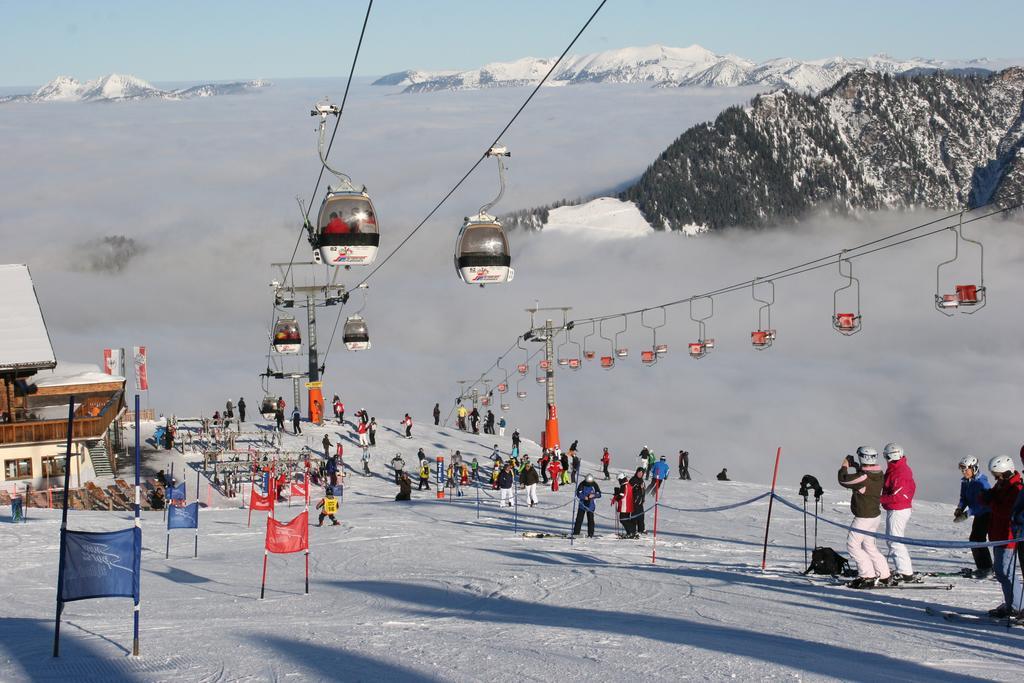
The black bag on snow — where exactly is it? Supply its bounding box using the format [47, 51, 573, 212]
[804, 547, 850, 576]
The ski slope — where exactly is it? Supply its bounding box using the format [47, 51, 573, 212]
[0, 417, 1020, 681]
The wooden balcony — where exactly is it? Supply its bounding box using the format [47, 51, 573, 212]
[0, 389, 124, 446]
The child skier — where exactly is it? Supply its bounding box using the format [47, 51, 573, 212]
[316, 489, 340, 526]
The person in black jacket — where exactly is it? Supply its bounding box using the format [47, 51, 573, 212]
[498, 463, 515, 507]
[395, 472, 412, 501]
[679, 450, 691, 480]
[433, 403, 441, 426]
[573, 475, 602, 538]
[629, 467, 647, 534]
[237, 397, 246, 423]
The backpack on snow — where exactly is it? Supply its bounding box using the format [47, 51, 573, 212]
[804, 547, 850, 576]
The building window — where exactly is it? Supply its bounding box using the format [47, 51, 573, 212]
[4, 458, 33, 480]
[42, 455, 68, 479]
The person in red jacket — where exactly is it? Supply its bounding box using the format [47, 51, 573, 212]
[601, 447, 611, 480]
[611, 473, 636, 537]
[547, 456, 562, 492]
[880, 443, 920, 583]
[980, 455, 1023, 618]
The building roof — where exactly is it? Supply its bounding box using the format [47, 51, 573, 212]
[0, 264, 56, 372]
[32, 362, 125, 389]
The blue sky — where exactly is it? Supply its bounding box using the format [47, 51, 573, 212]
[2, 0, 1023, 86]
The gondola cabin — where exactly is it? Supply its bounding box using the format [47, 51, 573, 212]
[454, 219, 514, 286]
[316, 189, 380, 267]
[272, 317, 301, 354]
[260, 395, 277, 417]
[343, 315, 371, 351]
[833, 313, 861, 335]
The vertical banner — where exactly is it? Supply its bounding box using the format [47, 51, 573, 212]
[103, 348, 122, 375]
[132, 346, 149, 391]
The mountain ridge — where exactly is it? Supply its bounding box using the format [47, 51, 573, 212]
[0, 73, 271, 103]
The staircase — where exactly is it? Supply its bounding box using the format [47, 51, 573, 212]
[87, 440, 114, 478]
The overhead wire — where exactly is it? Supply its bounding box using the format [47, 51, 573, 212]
[319, 0, 609, 376]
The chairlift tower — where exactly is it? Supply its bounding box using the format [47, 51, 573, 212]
[523, 304, 571, 452]
[270, 262, 347, 424]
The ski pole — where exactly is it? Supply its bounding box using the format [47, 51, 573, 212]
[802, 496, 808, 570]
[1009, 535, 1022, 631]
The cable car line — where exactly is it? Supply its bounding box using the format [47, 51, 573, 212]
[316, 0, 609, 376]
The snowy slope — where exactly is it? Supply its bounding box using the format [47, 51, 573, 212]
[0, 415, 1020, 681]
[0, 74, 270, 103]
[374, 43, 1015, 94]
[541, 197, 655, 239]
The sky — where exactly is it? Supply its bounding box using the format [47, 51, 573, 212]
[2, 79, 1022, 498]
[3, 0, 1024, 86]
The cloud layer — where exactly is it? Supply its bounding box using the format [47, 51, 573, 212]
[2, 80, 1022, 497]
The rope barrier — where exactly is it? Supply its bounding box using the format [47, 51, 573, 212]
[772, 493, 1022, 549]
[658, 492, 772, 513]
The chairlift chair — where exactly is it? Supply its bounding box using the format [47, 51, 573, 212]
[751, 278, 776, 350]
[343, 314, 371, 351]
[500, 401, 511, 411]
[580, 321, 597, 360]
[688, 297, 715, 359]
[935, 212, 986, 316]
[455, 146, 514, 286]
[309, 101, 380, 268]
[614, 315, 629, 358]
[598, 319, 616, 369]
[641, 308, 667, 366]
[832, 252, 862, 335]
[272, 317, 301, 354]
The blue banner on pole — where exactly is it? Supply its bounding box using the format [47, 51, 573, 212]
[61, 528, 141, 602]
[167, 502, 199, 530]
[167, 483, 186, 501]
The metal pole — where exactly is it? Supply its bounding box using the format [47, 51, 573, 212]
[52, 395, 75, 657]
[760, 447, 783, 571]
[133, 394, 141, 656]
[194, 467, 200, 558]
[651, 482, 661, 564]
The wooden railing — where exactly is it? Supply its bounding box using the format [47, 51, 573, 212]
[0, 390, 124, 446]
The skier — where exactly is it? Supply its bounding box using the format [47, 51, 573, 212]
[275, 405, 285, 432]
[470, 408, 480, 434]
[361, 447, 371, 476]
[332, 395, 343, 423]
[628, 467, 647, 534]
[648, 455, 670, 495]
[979, 455, 1023, 617]
[433, 402, 441, 426]
[395, 472, 412, 501]
[573, 474, 602, 538]
[638, 445, 650, 478]
[601, 447, 611, 480]
[679, 450, 691, 480]
[485, 410, 495, 435]
[559, 450, 571, 486]
[498, 463, 515, 507]
[880, 443, 921, 583]
[391, 453, 406, 485]
[456, 403, 468, 431]
[291, 408, 302, 435]
[498, 415, 506, 437]
[402, 413, 413, 439]
[418, 459, 431, 490]
[571, 450, 581, 484]
[954, 455, 993, 577]
[322, 434, 332, 461]
[326, 451, 339, 487]
[471, 457, 480, 482]
[225, 399, 234, 420]
[612, 474, 636, 537]
[357, 420, 370, 449]
[369, 417, 377, 446]
[717, 468, 730, 481]
[521, 460, 540, 507]
[511, 429, 520, 451]
[547, 455, 562, 492]
[316, 489, 340, 526]
[277, 396, 286, 412]
[838, 447, 892, 589]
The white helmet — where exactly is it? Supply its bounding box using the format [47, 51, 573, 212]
[988, 455, 1014, 475]
[958, 455, 979, 470]
[883, 443, 904, 462]
[856, 446, 878, 464]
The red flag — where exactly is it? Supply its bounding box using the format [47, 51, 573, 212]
[250, 488, 273, 511]
[266, 511, 309, 554]
[290, 480, 307, 498]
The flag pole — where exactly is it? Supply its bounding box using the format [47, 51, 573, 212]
[760, 447, 783, 571]
[304, 475, 310, 596]
[194, 466, 200, 558]
[52, 395, 76, 657]
[133, 394, 142, 656]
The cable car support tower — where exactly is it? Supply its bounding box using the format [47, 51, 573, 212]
[523, 305, 571, 452]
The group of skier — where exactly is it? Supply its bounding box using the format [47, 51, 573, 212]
[838, 443, 1024, 622]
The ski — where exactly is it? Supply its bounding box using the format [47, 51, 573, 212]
[521, 532, 568, 538]
[923, 568, 974, 578]
[924, 606, 1018, 626]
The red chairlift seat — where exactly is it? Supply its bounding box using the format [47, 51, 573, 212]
[600, 356, 614, 369]
[539, 359, 550, 370]
[568, 358, 581, 369]
[833, 313, 861, 335]
[517, 363, 528, 375]
[584, 351, 596, 360]
[641, 350, 655, 365]
[481, 397, 491, 407]
[956, 284, 983, 305]
[497, 382, 508, 393]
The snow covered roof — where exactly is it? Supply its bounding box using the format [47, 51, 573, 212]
[0, 264, 56, 372]
[32, 361, 124, 389]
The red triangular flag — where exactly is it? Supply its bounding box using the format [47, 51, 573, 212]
[290, 480, 307, 498]
[265, 511, 309, 554]
[250, 487, 274, 511]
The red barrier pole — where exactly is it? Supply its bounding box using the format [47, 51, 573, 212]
[760, 447, 782, 571]
[651, 481, 661, 565]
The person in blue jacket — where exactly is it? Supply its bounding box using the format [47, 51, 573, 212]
[572, 474, 603, 538]
[648, 455, 671, 495]
[954, 455, 993, 577]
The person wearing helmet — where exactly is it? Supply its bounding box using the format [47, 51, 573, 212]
[629, 467, 648, 534]
[601, 447, 611, 480]
[954, 455, 993, 577]
[979, 455, 1023, 617]
[612, 473, 637, 537]
[572, 474, 603, 538]
[497, 463, 515, 507]
[838, 447, 891, 589]
[316, 488, 340, 526]
[880, 443, 921, 583]
[647, 455, 670, 495]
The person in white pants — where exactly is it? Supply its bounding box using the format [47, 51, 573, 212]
[838, 446, 892, 588]
[879, 442, 920, 582]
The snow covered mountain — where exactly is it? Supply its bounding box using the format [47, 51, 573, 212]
[373, 43, 1011, 94]
[0, 74, 270, 103]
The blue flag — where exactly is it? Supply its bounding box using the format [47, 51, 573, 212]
[61, 528, 141, 602]
[167, 502, 199, 530]
[167, 483, 186, 501]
